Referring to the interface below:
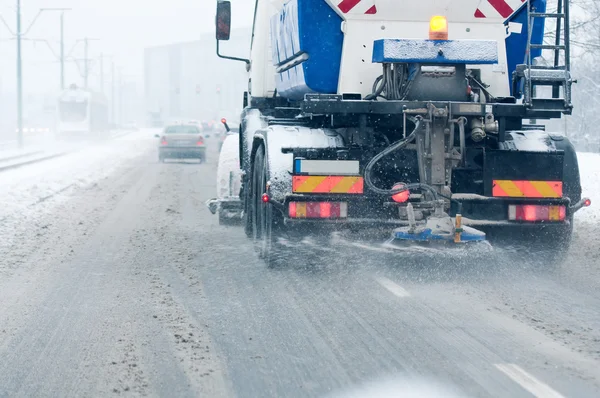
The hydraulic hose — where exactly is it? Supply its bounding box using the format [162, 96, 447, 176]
[363, 117, 439, 201]
[457, 116, 467, 167]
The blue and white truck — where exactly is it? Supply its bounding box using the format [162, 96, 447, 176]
[209, 0, 590, 267]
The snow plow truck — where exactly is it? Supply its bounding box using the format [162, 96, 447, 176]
[207, 0, 591, 267]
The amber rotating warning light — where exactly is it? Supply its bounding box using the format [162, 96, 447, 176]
[429, 15, 448, 40]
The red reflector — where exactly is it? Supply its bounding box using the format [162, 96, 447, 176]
[391, 183, 410, 203]
[288, 202, 347, 219]
[522, 205, 538, 222]
[584, 198, 592, 207]
[320, 202, 331, 218]
[509, 205, 566, 222]
[261, 193, 270, 203]
[306, 202, 320, 218]
[331, 202, 341, 217]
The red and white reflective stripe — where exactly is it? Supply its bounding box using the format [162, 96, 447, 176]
[337, 0, 377, 15]
[474, 0, 526, 19]
[508, 205, 566, 222]
[289, 202, 348, 219]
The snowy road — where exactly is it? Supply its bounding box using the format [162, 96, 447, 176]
[0, 130, 599, 397]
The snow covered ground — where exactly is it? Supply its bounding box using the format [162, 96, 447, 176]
[1, 135, 598, 270]
[0, 130, 159, 262]
[575, 152, 600, 225]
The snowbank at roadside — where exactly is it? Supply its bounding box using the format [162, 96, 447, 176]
[575, 152, 600, 225]
[0, 130, 157, 257]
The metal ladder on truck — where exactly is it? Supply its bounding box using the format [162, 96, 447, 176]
[512, 0, 573, 115]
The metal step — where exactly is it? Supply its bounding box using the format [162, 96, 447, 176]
[530, 98, 572, 111]
[524, 68, 571, 83]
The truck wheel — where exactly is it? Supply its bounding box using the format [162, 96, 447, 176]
[506, 136, 579, 269]
[243, 180, 253, 238]
[252, 145, 287, 268]
[541, 135, 579, 267]
[532, 217, 573, 268]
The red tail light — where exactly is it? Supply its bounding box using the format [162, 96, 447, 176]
[160, 136, 168, 145]
[289, 202, 348, 219]
[508, 205, 566, 222]
[196, 136, 204, 145]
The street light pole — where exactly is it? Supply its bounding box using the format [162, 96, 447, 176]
[100, 53, 104, 94]
[84, 37, 89, 89]
[111, 60, 115, 126]
[3, 6, 71, 148]
[16, 0, 23, 149]
[60, 12, 65, 90]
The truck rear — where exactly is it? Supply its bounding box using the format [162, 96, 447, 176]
[211, 0, 590, 267]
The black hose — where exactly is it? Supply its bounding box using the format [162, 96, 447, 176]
[363, 117, 439, 201]
[365, 74, 385, 101]
[367, 63, 410, 101]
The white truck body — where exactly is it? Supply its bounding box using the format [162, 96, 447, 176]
[247, 0, 528, 99]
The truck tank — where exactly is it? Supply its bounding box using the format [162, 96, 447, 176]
[270, 0, 546, 100]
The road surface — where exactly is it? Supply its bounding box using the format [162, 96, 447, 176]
[1, 130, 599, 397]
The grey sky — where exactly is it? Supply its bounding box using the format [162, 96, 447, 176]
[0, 0, 255, 97]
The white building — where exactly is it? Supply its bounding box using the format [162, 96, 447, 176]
[144, 29, 251, 127]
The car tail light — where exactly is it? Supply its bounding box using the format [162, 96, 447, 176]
[288, 202, 348, 219]
[196, 136, 204, 145]
[160, 136, 168, 145]
[508, 205, 566, 222]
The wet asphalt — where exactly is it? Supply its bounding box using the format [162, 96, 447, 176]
[0, 133, 599, 397]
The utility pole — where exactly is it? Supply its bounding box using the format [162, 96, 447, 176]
[118, 67, 123, 127]
[100, 53, 105, 94]
[73, 37, 99, 90]
[111, 61, 116, 126]
[16, 0, 23, 148]
[84, 38, 89, 89]
[0, 6, 71, 148]
[60, 12, 65, 90]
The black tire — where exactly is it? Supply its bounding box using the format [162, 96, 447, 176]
[535, 217, 573, 268]
[534, 136, 580, 268]
[243, 178, 253, 238]
[497, 136, 579, 269]
[251, 145, 288, 268]
[251, 146, 265, 254]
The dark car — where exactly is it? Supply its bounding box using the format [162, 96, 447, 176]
[156, 124, 206, 163]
